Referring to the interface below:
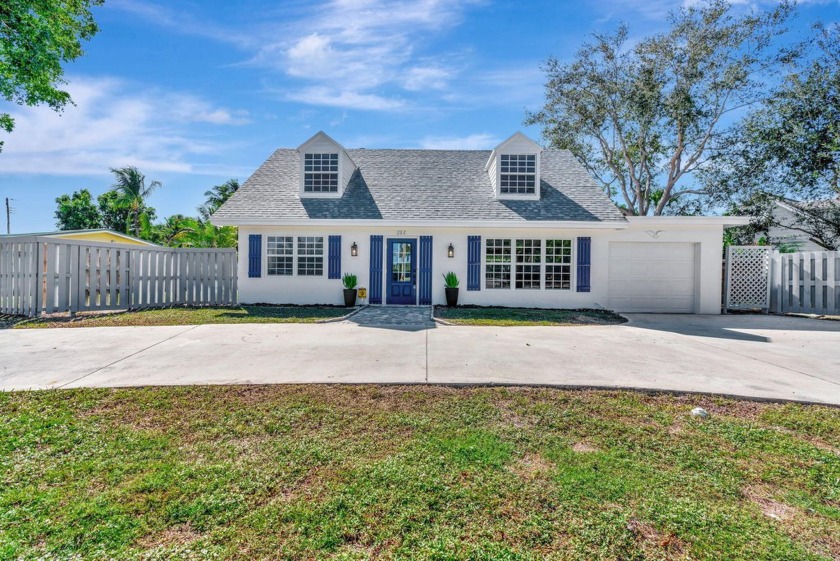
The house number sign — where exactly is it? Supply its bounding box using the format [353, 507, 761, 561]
[395, 230, 407, 235]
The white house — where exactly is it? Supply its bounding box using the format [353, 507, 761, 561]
[212, 131, 748, 314]
[757, 199, 832, 251]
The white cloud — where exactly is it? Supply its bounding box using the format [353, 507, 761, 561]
[252, 0, 478, 110]
[108, 0, 544, 113]
[285, 87, 405, 111]
[0, 76, 248, 175]
[403, 66, 452, 91]
[418, 133, 499, 149]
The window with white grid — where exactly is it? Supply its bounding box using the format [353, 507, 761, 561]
[545, 239, 572, 290]
[266, 236, 293, 276]
[297, 236, 324, 276]
[304, 153, 339, 193]
[500, 154, 536, 194]
[515, 239, 541, 289]
[485, 238, 511, 289]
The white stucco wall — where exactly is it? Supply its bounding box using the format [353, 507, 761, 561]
[236, 219, 726, 314]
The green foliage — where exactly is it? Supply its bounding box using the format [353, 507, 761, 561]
[170, 217, 237, 249]
[442, 271, 459, 288]
[0, 0, 102, 151]
[198, 179, 240, 221]
[434, 306, 626, 326]
[704, 24, 840, 249]
[97, 190, 130, 233]
[52, 172, 241, 248]
[526, 0, 796, 216]
[54, 189, 101, 230]
[1, 387, 838, 559]
[109, 166, 162, 238]
[341, 273, 358, 290]
[17, 306, 350, 328]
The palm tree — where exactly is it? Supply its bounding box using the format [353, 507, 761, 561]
[153, 214, 191, 246]
[173, 218, 238, 248]
[109, 167, 161, 237]
[199, 179, 239, 220]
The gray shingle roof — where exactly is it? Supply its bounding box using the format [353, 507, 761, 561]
[212, 148, 625, 223]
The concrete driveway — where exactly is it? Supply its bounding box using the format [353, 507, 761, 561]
[1, 314, 839, 405]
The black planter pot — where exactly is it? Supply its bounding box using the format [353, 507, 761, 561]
[343, 288, 358, 307]
[445, 287, 459, 307]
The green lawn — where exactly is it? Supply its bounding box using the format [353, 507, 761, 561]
[434, 306, 627, 326]
[14, 305, 351, 328]
[1, 386, 838, 560]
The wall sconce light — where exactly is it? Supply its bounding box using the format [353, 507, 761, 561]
[351, 242, 358, 257]
[447, 243, 455, 258]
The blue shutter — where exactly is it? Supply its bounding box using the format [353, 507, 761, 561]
[419, 236, 433, 305]
[576, 237, 591, 292]
[248, 234, 262, 278]
[467, 235, 481, 291]
[328, 235, 341, 279]
[369, 235, 383, 304]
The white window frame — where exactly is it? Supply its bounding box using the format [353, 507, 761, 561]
[485, 238, 512, 289]
[496, 153, 540, 200]
[266, 236, 294, 276]
[296, 236, 325, 276]
[483, 237, 576, 291]
[499, 154, 537, 195]
[302, 153, 339, 195]
[545, 239, 573, 290]
[514, 238, 542, 290]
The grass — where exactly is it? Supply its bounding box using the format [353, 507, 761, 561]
[434, 306, 627, 326]
[13, 305, 351, 329]
[1, 386, 838, 560]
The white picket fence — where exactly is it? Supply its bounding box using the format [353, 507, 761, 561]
[725, 246, 840, 314]
[771, 250, 840, 314]
[0, 236, 237, 317]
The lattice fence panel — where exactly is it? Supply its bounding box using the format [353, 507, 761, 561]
[725, 246, 772, 310]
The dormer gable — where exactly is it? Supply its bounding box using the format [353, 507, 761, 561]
[485, 132, 543, 200]
[297, 131, 357, 198]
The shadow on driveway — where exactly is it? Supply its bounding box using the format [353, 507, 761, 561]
[623, 313, 840, 343]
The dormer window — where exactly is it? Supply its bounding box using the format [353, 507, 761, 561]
[304, 153, 339, 193]
[486, 132, 542, 200]
[500, 154, 536, 194]
[297, 132, 357, 198]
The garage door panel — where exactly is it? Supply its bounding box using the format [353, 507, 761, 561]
[608, 242, 696, 313]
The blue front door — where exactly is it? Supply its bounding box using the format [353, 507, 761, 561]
[386, 239, 416, 305]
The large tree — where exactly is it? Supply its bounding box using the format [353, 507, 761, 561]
[526, 0, 796, 216]
[705, 24, 840, 249]
[54, 189, 101, 230]
[150, 214, 191, 246]
[198, 179, 240, 221]
[108, 167, 161, 238]
[0, 0, 102, 151]
[172, 218, 238, 249]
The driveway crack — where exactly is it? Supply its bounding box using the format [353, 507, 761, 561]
[425, 328, 429, 383]
[55, 325, 200, 389]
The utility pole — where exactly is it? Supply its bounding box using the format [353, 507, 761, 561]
[4, 197, 9, 234]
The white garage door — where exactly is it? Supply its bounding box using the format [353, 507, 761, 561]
[608, 242, 696, 313]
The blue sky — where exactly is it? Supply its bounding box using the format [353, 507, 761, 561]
[0, 0, 837, 233]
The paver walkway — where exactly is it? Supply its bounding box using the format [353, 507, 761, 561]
[346, 305, 434, 327]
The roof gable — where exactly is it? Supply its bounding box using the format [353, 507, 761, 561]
[297, 131, 354, 164]
[485, 131, 543, 171]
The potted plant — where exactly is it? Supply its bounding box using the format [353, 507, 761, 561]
[442, 271, 459, 307]
[342, 273, 358, 307]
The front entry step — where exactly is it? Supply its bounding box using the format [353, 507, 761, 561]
[346, 306, 433, 327]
